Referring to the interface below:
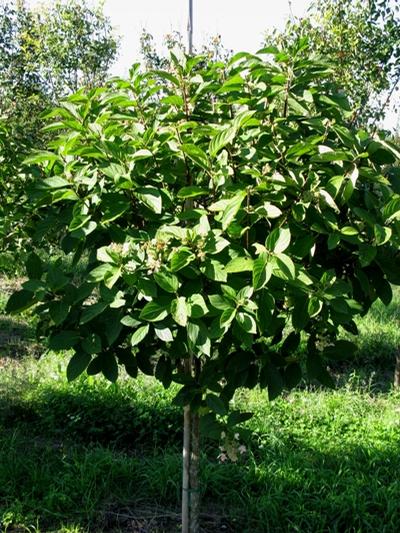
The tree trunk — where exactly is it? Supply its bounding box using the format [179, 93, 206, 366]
[394, 350, 400, 389]
[182, 404, 191, 533]
[181, 358, 201, 533]
[190, 409, 200, 533]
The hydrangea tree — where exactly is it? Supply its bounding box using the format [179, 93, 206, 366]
[6, 43, 400, 531]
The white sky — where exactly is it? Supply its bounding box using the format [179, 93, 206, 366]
[28, 0, 398, 130]
[101, 0, 310, 75]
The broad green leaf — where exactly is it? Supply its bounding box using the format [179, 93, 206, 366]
[49, 301, 70, 325]
[131, 324, 150, 346]
[226, 256, 253, 273]
[49, 331, 80, 351]
[135, 187, 162, 214]
[139, 301, 169, 322]
[274, 253, 296, 280]
[308, 296, 323, 318]
[201, 259, 227, 282]
[25, 253, 43, 279]
[236, 312, 257, 334]
[253, 253, 272, 290]
[220, 191, 246, 230]
[187, 320, 210, 355]
[101, 193, 130, 223]
[209, 126, 236, 158]
[171, 296, 188, 327]
[374, 224, 392, 246]
[154, 270, 179, 293]
[6, 290, 36, 314]
[266, 227, 291, 253]
[82, 333, 102, 354]
[181, 144, 209, 169]
[187, 294, 208, 318]
[170, 248, 195, 271]
[154, 325, 173, 342]
[67, 351, 91, 381]
[80, 302, 108, 324]
[177, 186, 209, 198]
[206, 394, 228, 415]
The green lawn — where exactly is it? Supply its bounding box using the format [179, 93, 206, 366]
[0, 281, 400, 532]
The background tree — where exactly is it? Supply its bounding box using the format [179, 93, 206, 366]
[6, 41, 400, 530]
[265, 0, 400, 129]
[0, 0, 118, 266]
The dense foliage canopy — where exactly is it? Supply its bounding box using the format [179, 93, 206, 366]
[6, 44, 400, 430]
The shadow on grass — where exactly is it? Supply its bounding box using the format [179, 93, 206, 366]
[0, 423, 399, 532]
[0, 315, 40, 360]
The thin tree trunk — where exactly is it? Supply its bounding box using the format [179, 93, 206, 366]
[190, 410, 200, 533]
[394, 350, 400, 389]
[182, 403, 191, 533]
[181, 357, 201, 533]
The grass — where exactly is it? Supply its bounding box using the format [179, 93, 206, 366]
[0, 279, 400, 532]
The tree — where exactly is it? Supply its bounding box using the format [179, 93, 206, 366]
[6, 42, 400, 531]
[0, 0, 118, 265]
[265, 0, 400, 128]
[139, 28, 232, 71]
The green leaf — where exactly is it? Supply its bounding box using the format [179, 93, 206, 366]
[206, 394, 228, 415]
[324, 340, 357, 361]
[253, 253, 272, 290]
[170, 248, 195, 271]
[139, 302, 169, 322]
[236, 312, 257, 334]
[5, 290, 36, 314]
[374, 224, 392, 246]
[226, 256, 253, 273]
[227, 411, 253, 426]
[80, 302, 107, 324]
[220, 191, 247, 230]
[209, 126, 236, 158]
[181, 144, 209, 170]
[266, 227, 291, 253]
[201, 259, 227, 282]
[284, 363, 302, 389]
[26, 253, 43, 279]
[187, 294, 208, 318]
[102, 355, 119, 382]
[209, 294, 232, 311]
[49, 301, 70, 325]
[306, 353, 334, 388]
[308, 296, 323, 318]
[154, 270, 179, 293]
[82, 333, 102, 354]
[101, 193, 130, 223]
[220, 307, 236, 328]
[187, 320, 210, 355]
[66, 351, 91, 381]
[49, 331, 80, 351]
[171, 297, 188, 327]
[154, 325, 174, 342]
[177, 186, 209, 198]
[135, 187, 162, 214]
[274, 253, 296, 280]
[88, 264, 114, 283]
[131, 324, 150, 346]
[260, 361, 283, 400]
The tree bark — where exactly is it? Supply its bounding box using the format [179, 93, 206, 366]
[394, 350, 400, 389]
[181, 357, 201, 533]
[182, 403, 191, 533]
[190, 409, 200, 533]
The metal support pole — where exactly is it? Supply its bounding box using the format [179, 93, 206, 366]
[188, 0, 193, 54]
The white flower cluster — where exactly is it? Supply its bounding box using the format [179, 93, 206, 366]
[217, 431, 247, 463]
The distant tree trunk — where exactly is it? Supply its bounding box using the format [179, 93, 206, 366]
[394, 350, 400, 389]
